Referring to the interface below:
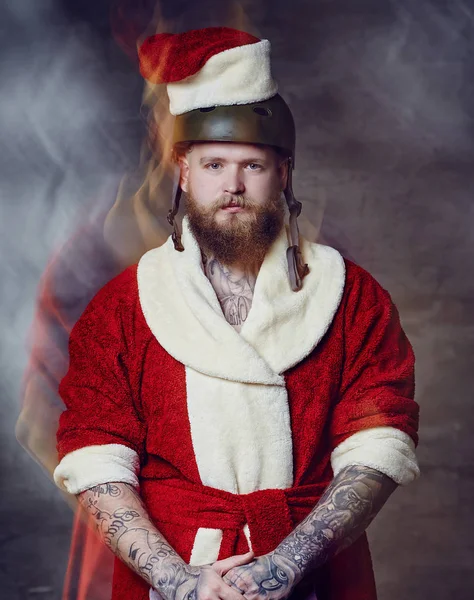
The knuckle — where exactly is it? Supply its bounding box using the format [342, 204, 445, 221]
[209, 582, 221, 594]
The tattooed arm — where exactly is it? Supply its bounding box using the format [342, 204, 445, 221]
[78, 482, 252, 600]
[224, 465, 397, 600]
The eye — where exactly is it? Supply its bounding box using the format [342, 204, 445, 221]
[206, 163, 222, 170]
[247, 163, 263, 171]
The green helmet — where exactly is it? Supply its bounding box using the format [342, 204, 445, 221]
[172, 94, 296, 166]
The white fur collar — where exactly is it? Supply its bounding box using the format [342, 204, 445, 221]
[137, 216, 345, 384]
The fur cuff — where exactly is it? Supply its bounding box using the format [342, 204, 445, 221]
[330, 427, 420, 486]
[53, 444, 140, 494]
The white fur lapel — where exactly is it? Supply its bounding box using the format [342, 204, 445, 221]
[240, 229, 346, 374]
[138, 218, 283, 385]
[137, 216, 345, 383]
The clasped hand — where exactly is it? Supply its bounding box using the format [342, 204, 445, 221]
[222, 551, 297, 600]
[167, 551, 297, 600]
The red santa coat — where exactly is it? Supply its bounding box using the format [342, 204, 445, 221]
[54, 218, 419, 600]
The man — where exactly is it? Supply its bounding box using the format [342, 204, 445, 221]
[53, 27, 420, 600]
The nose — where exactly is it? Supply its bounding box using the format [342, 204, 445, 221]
[224, 165, 245, 195]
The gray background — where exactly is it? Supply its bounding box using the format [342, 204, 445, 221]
[1, 0, 473, 598]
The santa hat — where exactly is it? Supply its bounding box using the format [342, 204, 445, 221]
[138, 27, 278, 116]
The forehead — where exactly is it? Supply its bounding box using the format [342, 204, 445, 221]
[188, 142, 275, 162]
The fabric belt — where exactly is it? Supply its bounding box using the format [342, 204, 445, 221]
[140, 478, 328, 557]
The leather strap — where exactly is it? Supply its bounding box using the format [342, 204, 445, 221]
[167, 169, 184, 251]
[284, 159, 309, 291]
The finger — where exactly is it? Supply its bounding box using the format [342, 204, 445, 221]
[213, 551, 254, 576]
[222, 573, 247, 595]
[216, 581, 246, 600]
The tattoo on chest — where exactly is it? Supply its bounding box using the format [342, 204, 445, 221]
[203, 256, 256, 328]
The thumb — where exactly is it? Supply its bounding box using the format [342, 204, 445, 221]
[212, 551, 254, 576]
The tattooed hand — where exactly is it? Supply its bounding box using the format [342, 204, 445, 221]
[154, 553, 255, 600]
[223, 552, 300, 600]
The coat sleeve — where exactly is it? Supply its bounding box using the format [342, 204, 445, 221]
[330, 262, 420, 486]
[53, 267, 146, 495]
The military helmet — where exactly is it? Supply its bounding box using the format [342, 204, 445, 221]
[172, 94, 296, 166]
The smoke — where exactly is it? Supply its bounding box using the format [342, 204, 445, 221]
[274, 0, 474, 294]
[0, 2, 143, 597]
[0, 0, 142, 418]
[1, 1, 474, 597]
[2, 0, 473, 466]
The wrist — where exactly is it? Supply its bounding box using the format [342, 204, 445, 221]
[151, 557, 198, 600]
[276, 535, 330, 581]
[269, 549, 305, 588]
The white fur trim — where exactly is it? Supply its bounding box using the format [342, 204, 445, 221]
[239, 231, 346, 375]
[137, 216, 345, 383]
[330, 427, 420, 486]
[53, 444, 140, 494]
[189, 528, 224, 566]
[138, 218, 283, 386]
[243, 523, 252, 551]
[185, 366, 293, 494]
[167, 40, 278, 115]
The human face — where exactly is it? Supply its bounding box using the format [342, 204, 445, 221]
[179, 143, 288, 265]
[179, 142, 288, 220]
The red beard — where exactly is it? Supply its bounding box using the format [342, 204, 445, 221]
[185, 192, 285, 266]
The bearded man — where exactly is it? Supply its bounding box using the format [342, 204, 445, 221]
[53, 27, 420, 600]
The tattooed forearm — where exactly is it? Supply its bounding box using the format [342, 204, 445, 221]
[275, 465, 397, 579]
[78, 483, 198, 600]
[224, 466, 397, 600]
[90, 482, 122, 498]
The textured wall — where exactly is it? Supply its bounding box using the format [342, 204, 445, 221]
[1, 0, 473, 598]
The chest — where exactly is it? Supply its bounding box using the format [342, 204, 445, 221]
[134, 318, 344, 487]
[204, 261, 256, 333]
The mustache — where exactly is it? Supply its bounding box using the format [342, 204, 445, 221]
[212, 195, 258, 210]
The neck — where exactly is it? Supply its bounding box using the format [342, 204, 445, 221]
[201, 250, 261, 332]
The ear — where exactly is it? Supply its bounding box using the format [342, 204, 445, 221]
[278, 158, 289, 190]
[179, 156, 190, 193]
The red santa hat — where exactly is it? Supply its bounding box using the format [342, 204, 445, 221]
[138, 27, 278, 116]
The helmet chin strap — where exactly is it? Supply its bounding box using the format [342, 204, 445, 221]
[284, 158, 310, 292]
[168, 159, 309, 291]
[167, 169, 185, 252]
